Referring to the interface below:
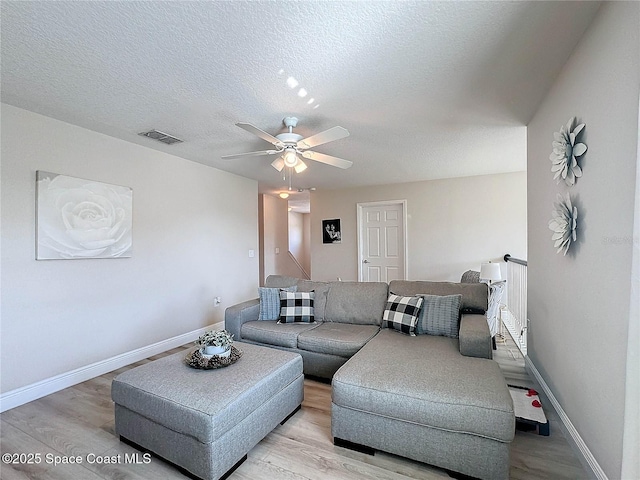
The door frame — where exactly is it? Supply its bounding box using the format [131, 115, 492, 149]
[356, 200, 408, 282]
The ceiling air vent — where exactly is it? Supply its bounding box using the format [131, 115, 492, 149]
[138, 129, 183, 145]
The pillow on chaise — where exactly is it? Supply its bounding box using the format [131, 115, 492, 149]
[279, 290, 315, 323]
[382, 294, 423, 336]
[416, 294, 462, 337]
[258, 286, 297, 321]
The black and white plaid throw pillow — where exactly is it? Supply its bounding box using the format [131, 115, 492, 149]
[382, 294, 423, 336]
[278, 290, 315, 323]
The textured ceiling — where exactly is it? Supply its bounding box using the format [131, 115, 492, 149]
[1, 1, 601, 207]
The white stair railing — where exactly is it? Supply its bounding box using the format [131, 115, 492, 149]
[288, 251, 310, 280]
[503, 254, 528, 355]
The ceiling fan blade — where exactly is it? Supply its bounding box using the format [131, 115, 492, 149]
[221, 149, 279, 159]
[301, 150, 353, 169]
[236, 122, 283, 147]
[297, 126, 349, 150]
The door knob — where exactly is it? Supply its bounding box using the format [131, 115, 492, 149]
[363, 259, 370, 263]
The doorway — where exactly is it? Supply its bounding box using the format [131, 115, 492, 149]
[357, 200, 407, 282]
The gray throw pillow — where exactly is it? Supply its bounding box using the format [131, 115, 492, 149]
[258, 286, 297, 320]
[416, 294, 462, 337]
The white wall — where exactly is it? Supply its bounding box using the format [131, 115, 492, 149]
[310, 172, 527, 282]
[288, 211, 311, 276]
[527, 3, 639, 478]
[623, 111, 640, 480]
[303, 213, 311, 276]
[260, 194, 303, 282]
[1, 104, 259, 393]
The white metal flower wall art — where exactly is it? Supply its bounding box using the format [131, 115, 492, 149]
[548, 193, 578, 256]
[550, 117, 587, 186]
[36, 171, 133, 259]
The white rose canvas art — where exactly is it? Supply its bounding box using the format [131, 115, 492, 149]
[36, 171, 133, 260]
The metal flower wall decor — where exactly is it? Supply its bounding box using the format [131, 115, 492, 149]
[548, 193, 578, 256]
[550, 117, 587, 186]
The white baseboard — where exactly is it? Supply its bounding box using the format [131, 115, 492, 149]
[0, 322, 223, 413]
[524, 355, 608, 480]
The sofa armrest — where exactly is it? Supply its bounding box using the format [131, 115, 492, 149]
[224, 298, 260, 341]
[459, 314, 492, 359]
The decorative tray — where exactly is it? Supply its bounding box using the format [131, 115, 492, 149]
[185, 345, 242, 370]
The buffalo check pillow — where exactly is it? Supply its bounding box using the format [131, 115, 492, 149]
[382, 294, 424, 336]
[279, 290, 316, 323]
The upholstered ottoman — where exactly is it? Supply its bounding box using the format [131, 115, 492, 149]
[112, 342, 303, 480]
[331, 330, 514, 480]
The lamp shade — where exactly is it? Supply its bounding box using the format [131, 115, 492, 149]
[283, 149, 298, 167]
[480, 262, 502, 282]
[271, 157, 285, 172]
[294, 159, 307, 173]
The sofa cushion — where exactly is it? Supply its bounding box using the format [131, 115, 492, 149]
[382, 294, 423, 336]
[297, 323, 380, 357]
[389, 280, 488, 313]
[264, 275, 300, 288]
[332, 329, 514, 442]
[279, 291, 315, 323]
[297, 280, 330, 322]
[258, 286, 297, 321]
[324, 281, 389, 325]
[416, 294, 461, 338]
[241, 320, 320, 348]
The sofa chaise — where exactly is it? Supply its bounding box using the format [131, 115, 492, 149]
[225, 275, 515, 480]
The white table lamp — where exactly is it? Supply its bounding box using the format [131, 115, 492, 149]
[480, 262, 502, 284]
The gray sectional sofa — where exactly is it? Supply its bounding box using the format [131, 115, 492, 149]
[225, 275, 515, 480]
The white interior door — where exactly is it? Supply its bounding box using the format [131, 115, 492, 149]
[357, 201, 407, 282]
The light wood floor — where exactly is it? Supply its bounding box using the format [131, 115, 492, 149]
[1, 328, 588, 480]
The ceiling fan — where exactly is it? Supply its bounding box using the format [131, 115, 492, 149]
[222, 117, 353, 173]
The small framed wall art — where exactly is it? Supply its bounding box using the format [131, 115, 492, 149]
[322, 218, 342, 244]
[36, 171, 133, 260]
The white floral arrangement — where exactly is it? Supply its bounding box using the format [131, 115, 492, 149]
[548, 193, 578, 256]
[195, 330, 234, 349]
[550, 117, 587, 187]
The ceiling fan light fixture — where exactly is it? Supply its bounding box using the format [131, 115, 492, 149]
[224, 117, 352, 173]
[294, 159, 307, 173]
[271, 157, 285, 172]
[279, 192, 289, 199]
[283, 149, 298, 167]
